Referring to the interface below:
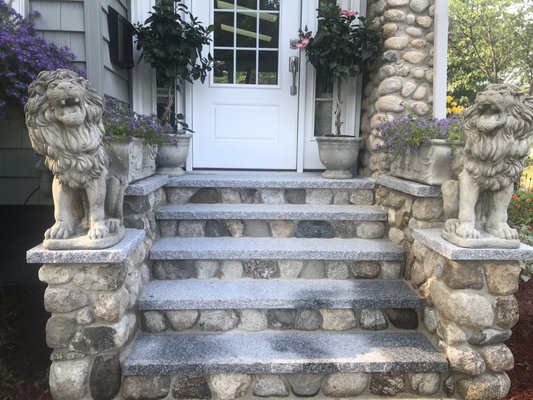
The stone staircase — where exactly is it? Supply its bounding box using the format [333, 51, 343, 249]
[123, 172, 449, 399]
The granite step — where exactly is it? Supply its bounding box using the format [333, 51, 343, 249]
[123, 331, 448, 376]
[157, 203, 387, 239]
[140, 279, 421, 311]
[164, 171, 376, 206]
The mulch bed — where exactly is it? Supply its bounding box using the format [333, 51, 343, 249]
[0, 280, 532, 400]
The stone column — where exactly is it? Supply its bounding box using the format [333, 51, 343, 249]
[409, 229, 533, 400]
[27, 229, 148, 400]
[360, 0, 435, 177]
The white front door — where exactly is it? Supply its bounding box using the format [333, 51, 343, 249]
[192, 0, 301, 169]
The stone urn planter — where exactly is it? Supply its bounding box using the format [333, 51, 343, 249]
[156, 133, 192, 176]
[390, 139, 463, 186]
[316, 136, 362, 179]
[106, 137, 157, 183]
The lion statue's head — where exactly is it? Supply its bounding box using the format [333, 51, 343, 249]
[25, 69, 107, 189]
[462, 84, 533, 191]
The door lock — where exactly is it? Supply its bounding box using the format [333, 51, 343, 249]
[289, 56, 299, 96]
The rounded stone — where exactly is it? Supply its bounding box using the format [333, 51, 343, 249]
[412, 68, 426, 79]
[376, 95, 404, 113]
[279, 260, 303, 279]
[384, 9, 406, 21]
[94, 290, 128, 322]
[239, 309, 268, 331]
[153, 260, 196, 280]
[406, 27, 424, 37]
[446, 345, 486, 375]
[350, 261, 380, 279]
[260, 189, 285, 204]
[294, 220, 335, 238]
[166, 310, 198, 331]
[270, 220, 295, 238]
[321, 309, 357, 331]
[370, 373, 406, 396]
[220, 261, 243, 279]
[267, 309, 296, 329]
[413, 85, 428, 99]
[178, 220, 205, 237]
[423, 307, 438, 332]
[244, 260, 279, 279]
[381, 261, 402, 280]
[457, 373, 511, 400]
[357, 222, 385, 239]
[402, 51, 427, 64]
[76, 307, 94, 325]
[406, 13, 416, 24]
[44, 287, 89, 313]
[287, 374, 323, 396]
[326, 261, 350, 279]
[442, 260, 484, 290]
[360, 309, 388, 330]
[443, 375, 456, 397]
[285, 188, 306, 204]
[383, 50, 399, 62]
[382, 23, 398, 38]
[172, 374, 212, 399]
[305, 189, 333, 205]
[386, 309, 419, 329]
[190, 188, 219, 203]
[196, 260, 219, 279]
[412, 101, 431, 115]
[143, 311, 167, 333]
[123, 376, 171, 400]
[198, 310, 239, 331]
[388, 0, 409, 5]
[437, 319, 467, 344]
[295, 309, 323, 331]
[378, 65, 396, 79]
[253, 375, 289, 397]
[484, 262, 520, 295]
[378, 78, 403, 95]
[39, 265, 72, 285]
[478, 344, 514, 372]
[388, 227, 405, 245]
[410, 0, 429, 12]
[407, 373, 440, 395]
[205, 220, 231, 237]
[90, 354, 121, 400]
[322, 373, 369, 397]
[46, 316, 77, 348]
[411, 39, 428, 49]
[384, 37, 409, 50]
[494, 296, 519, 329]
[468, 329, 512, 346]
[49, 359, 91, 400]
[301, 260, 326, 278]
[425, 70, 433, 83]
[416, 16, 433, 28]
[402, 81, 417, 98]
[210, 373, 252, 400]
[220, 188, 241, 204]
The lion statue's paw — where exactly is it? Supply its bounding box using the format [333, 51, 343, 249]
[486, 222, 519, 240]
[444, 219, 460, 233]
[45, 221, 75, 240]
[455, 222, 481, 239]
[87, 221, 109, 240]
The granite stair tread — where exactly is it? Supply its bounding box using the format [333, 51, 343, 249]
[139, 279, 421, 310]
[123, 331, 448, 375]
[166, 171, 375, 189]
[156, 203, 387, 221]
[150, 237, 404, 261]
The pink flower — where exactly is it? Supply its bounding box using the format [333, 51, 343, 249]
[340, 9, 358, 17]
[296, 36, 310, 48]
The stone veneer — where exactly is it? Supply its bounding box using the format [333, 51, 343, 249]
[28, 229, 149, 399]
[376, 176, 533, 400]
[360, 0, 435, 177]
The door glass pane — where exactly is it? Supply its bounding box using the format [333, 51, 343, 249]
[259, 13, 279, 48]
[237, 0, 256, 9]
[236, 12, 257, 47]
[214, 12, 234, 47]
[236, 50, 256, 84]
[258, 51, 277, 85]
[260, 0, 279, 11]
[214, 0, 235, 9]
[314, 101, 333, 136]
[214, 49, 234, 84]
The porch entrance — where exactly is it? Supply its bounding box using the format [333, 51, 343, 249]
[191, 0, 301, 170]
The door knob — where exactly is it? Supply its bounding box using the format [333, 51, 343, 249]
[289, 56, 299, 96]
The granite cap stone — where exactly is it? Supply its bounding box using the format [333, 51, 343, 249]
[156, 203, 387, 221]
[27, 229, 146, 264]
[412, 229, 533, 260]
[125, 175, 169, 196]
[139, 279, 422, 310]
[150, 237, 405, 261]
[123, 331, 448, 375]
[377, 176, 442, 197]
[167, 171, 375, 189]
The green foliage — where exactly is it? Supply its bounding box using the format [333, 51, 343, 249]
[508, 189, 533, 227]
[298, 4, 381, 134]
[448, 0, 533, 105]
[134, 0, 213, 123]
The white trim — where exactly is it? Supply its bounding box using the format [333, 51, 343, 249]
[433, 0, 448, 118]
[84, 1, 103, 95]
[296, 0, 310, 172]
[11, 0, 27, 16]
[130, 0, 156, 113]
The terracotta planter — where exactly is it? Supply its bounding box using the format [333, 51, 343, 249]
[390, 139, 462, 186]
[156, 134, 192, 176]
[106, 137, 157, 183]
[316, 136, 362, 179]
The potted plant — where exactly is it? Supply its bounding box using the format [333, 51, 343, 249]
[297, 4, 381, 179]
[103, 97, 168, 182]
[375, 107, 464, 186]
[133, 0, 213, 174]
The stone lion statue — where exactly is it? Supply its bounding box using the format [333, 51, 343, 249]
[442, 84, 533, 248]
[25, 69, 126, 249]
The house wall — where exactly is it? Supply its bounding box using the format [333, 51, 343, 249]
[359, 0, 436, 177]
[0, 0, 132, 205]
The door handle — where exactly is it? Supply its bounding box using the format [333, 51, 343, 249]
[289, 56, 299, 96]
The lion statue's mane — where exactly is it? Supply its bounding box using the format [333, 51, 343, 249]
[25, 69, 108, 189]
[442, 84, 533, 244]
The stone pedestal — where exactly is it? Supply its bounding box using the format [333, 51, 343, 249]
[27, 229, 148, 400]
[410, 229, 533, 400]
